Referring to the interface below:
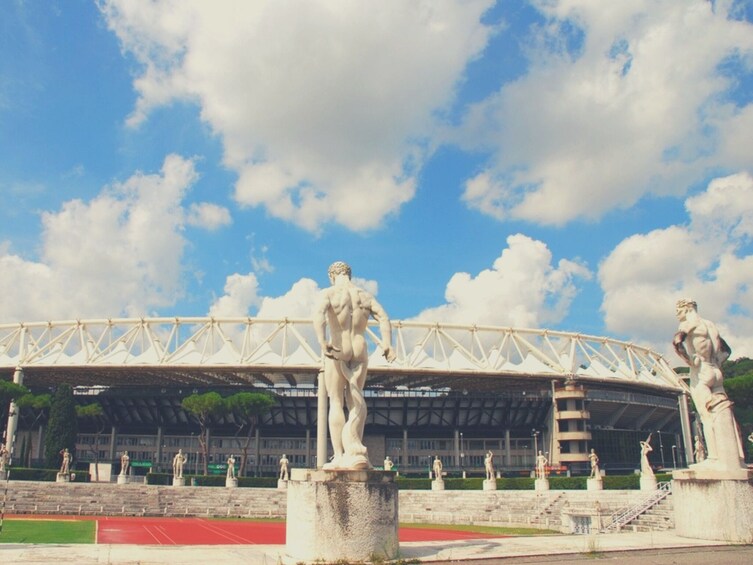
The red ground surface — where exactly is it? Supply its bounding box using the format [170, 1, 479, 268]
[9, 515, 508, 545]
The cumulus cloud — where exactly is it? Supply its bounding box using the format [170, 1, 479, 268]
[460, 1, 753, 224]
[0, 155, 227, 322]
[100, 0, 495, 232]
[413, 234, 591, 327]
[600, 172, 753, 357]
[208, 272, 262, 318]
[186, 202, 231, 230]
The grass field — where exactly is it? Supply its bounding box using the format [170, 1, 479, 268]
[0, 519, 95, 543]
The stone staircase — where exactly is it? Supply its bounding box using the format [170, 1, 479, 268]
[623, 494, 674, 531]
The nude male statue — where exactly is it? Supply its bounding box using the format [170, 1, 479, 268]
[673, 299, 745, 470]
[589, 449, 600, 478]
[120, 451, 130, 476]
[314, 261, 396, 470]
[172, 449, 186, 478]
[279, 453, 290, 480]
[535, 450, 548, 480]
[432, 456, 443, 480]
[59, 448, 72, 474]
[226, 455, 236, 479]
[639, 435, 654, 477]
[484, 450, 495, 480]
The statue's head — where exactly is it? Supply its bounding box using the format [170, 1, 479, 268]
[328, 261, 352, 282]
[676, 298, 697, 318]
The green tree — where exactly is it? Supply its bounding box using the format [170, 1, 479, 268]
[1, 380, 29, 428]
[16, 393, 52, 466]
[181, 392, 224, 475]
[76, 402, 105, 481]
[44, 384, 78, 469]
[225, 392, 276, 476]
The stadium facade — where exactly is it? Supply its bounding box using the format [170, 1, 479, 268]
[1, 317, 693, 476]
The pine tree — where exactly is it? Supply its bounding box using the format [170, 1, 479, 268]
[44, 384, 78, 469]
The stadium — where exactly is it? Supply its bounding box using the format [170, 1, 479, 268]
[1, 316, 692, 478]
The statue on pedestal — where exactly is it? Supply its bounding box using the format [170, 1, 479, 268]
[484, 450, 495, 480]
[535, 450, 548, 479]
[279, 453, 290, 480]
[589, 449, 600, 478]
[673, 299, 745, 471]
[694, 435, 707, 463]
[432, 456, 443, 480]
[226, 455, 236, 479]
[314, 261, 396, 470]
[59, 448, 72, 475]
[640, 435, 654, 477]
[0, 444, 8, 472]
[120, 451, 130, 476]
[172, 449, 186, 479]
[383, 456, 394, 471]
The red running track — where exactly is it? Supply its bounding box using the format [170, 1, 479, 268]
[9, 516, 506, 545]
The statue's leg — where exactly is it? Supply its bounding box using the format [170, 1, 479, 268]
[342, 360, 369, 459]
[324, 358, 347, 463]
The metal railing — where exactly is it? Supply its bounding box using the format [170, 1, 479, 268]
[603, 480, 672, 532]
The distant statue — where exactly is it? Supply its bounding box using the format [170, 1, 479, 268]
[313, 261, 396, 470]
[383, 456, 394, 471]
[226, 455, 236, 479]
[279, 454, 290, 480]
[0, 444, 8, 472]
[694, 435, 707, 463]
[673, 299, 745, 471]
[172, 449, 186, 478]
[639, 435, 654, 477]
[59, 448, 72, 474]
[484, 450, 495, 480]
[120, 451, 130, 476]
[535, 450, 548, 480]
[748, 431, 753, 445]
[432, 456, 443, 480]
[589, 449, 600, 478]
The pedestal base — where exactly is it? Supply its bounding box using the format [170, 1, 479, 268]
[672, 468, 753, 542]
[483, 479, 497, 491]
[535, 478, 550, 491]
[586, 477, 603, 491]
[172, 476, 186, 487]
[277, 479, 288, 490]
[226, 477, 238, 488]
[117, 474, 128, 485]
[286, 469, 398, 563]
[431, 478, 445, 491]
[0, 469, 7, 481]
[640, 475, 657, 491]
[56, 472, 70, 483]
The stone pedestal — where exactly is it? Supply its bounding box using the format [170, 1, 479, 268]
[117, 474, 128, 485]
[431, 478, 445, 491]
[673, 467, 753, 542]
[226, 477, 238, 488]
[0, 470, 7, 481]
[586, 477, 603, 491]
[172, 476, 186, 487]
[286, 468, 398, 563]
[56, 472, 70, 483]
[483, 479, 497, 491]
[277, 479, 288, 490]
[535, 478, 550, 491]
[639, 475, 657, 491]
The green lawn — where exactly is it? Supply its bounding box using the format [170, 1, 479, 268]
[0, 519, 95, 544]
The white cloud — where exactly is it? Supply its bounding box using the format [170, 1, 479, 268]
[460, 1, 753, 224]
[100, 0, 495, 232]
[413, 234, 591, 327]
[0, 155, 220, 322]
[599, 172, 753, 357]
[186, 202, 231, 230]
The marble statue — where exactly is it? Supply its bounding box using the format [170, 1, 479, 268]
[694, 435, 707, 463]
[673, 299, 745, 471]
[279, 453, 290, 480]
[383, 456, 394, 471]
[172, 449, 186, 478]
[748, 431, 753, 445]
[226, 455, 236, 479]
[484, 450, 495, 480]
[535, 450, 548, 480]
[0, 444, 8, 472]
[314, 261, 396, 470]
[589, 449, 600, 478]
[640, 435, 654, 477]
[432, 456, 443, 480]
[120, 451, 130, 475]
[59, 448, 72, 474]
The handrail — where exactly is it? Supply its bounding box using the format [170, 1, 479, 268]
[603, 480, 672, 532]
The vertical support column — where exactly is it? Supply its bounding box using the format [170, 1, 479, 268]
[316, 370, 327, 469]
[402, 428, 408, 470]
[504, 429, 511, 468]
[5, 367, 23, 455]
[254, 427, 261, 475]
[678, 393, 694, 464]
[305, 428, 311, 468]
[109, 426, 117, 461]
[36, 424, 44, 461]
[454, 429, 460, 467]
[205, 427, 212, 467]
[155, 426, 163, 470]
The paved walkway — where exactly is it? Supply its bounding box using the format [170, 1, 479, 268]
[0, 530, 744, 564]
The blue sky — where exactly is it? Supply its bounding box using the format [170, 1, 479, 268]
[1, 0, 752, 359]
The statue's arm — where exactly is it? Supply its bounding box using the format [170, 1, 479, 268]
[369, 298, 396, 362]
[313, 292, 335, 356]
[673, 330, 692, 365]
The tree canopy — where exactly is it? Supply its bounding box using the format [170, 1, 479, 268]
[44, 384, 78, 468]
